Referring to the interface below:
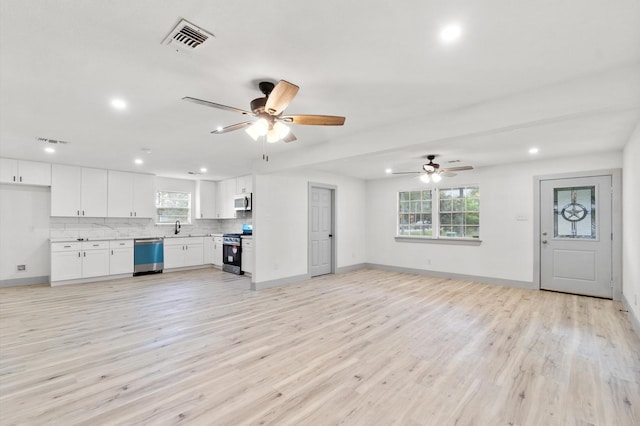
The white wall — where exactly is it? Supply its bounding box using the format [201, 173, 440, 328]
[0, 184, 50, 284]
[365, 151, 622, 284]
[253, 170, 366, 284]
[622, 122, 640, 326]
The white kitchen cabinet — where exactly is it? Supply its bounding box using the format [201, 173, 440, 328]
[241, 237, 253, 274]
[80, 168, 108, 217]
[109, 240, 133, 275]
[236, 175, 252, 195]
[184, 239, 204, 267]
[163, 242, 185, 269]
[50, 241, 109, 282]
[215, 178, 236, 219]
[0, 158, 51, 186]
[213, 236, 223, 267]
[51, 242, 82, 281]
[203, 236, 214, 264]
[51, 165, 107, 217]
[81, 241, 110, 278]
[197, 180, 217, 219]
[133, 173, 155, 218]
[107, 171, 155, 218]
[163, 237, 204, 269]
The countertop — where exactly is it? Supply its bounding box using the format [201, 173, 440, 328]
[50, 233, 224, 243]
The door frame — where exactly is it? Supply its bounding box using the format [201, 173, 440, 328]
[308, 182, 337, 276]
[533, 169, 622, 299]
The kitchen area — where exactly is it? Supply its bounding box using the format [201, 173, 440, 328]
[0, 157, 255, 287]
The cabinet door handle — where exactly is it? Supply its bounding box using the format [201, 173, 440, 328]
[77, 210, 80, 216]
[134, 212, 137, 217]
[64, 245, 71, 248]
[111, 250, 114, 255]
[83, 252, 86, 257]
[13, 176, 16, 182]
[82, 210, 85, 216]
[130, 212, 133, 217]
[78, 252, 81, 257]
[19, 176, 22, 182]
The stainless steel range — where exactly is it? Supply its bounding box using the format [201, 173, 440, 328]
[222, 233, 243, 275]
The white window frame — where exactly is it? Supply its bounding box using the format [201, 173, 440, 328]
[155, 191, 192, 225]
[396, 185, 481, 242]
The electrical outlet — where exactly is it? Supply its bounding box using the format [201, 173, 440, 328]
[17, 264, 26, 271]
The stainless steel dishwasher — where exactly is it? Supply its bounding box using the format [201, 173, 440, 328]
[133, 238, 164, 275]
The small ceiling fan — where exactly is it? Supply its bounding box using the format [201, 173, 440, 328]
[393, 155, 473, 183]
[183, 80, 345, 144]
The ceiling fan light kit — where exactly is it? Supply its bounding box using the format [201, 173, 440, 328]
[394, 154, 473, 183]
[184, 79, 345, 146]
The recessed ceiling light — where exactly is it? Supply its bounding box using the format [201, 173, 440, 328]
[385, 168, 392, 174]
[141, 147, 152, 154]
[529, 147, 539, 154]
[111, 98, 127, 110]
[216, 126, 223, 132]
[440, 24, 462, 43]
[200, 167, 207, 173]
[134, 158, 143, 165]
[44, 147, 55, 154]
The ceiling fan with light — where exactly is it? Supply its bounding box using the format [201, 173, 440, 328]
[183, 80, 346, 145]
[393, 155, 473, 183]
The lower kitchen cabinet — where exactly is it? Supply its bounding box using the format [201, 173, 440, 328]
[51, 242, 82, 281]
[109, 240, 133, 275]
[164, 237, 204, 269]
[50, 241, 110, 282]
[241, 237, 253, 274]
[213, 236, 223, 267]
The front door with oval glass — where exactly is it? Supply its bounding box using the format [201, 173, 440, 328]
[540, 176, 612, 298]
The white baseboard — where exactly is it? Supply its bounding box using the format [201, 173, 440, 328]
[622, 293, 640, 339]
[0, 275, 49, 288]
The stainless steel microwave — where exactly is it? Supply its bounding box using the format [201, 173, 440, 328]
[234, 193, 252, 211]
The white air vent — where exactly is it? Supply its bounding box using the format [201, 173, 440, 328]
[163, 18, 214, 51]
[37, 137, 69, 144]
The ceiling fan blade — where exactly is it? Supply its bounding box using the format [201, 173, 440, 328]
[439, 166, 474, 173]
[282, 131, 297, 143]
[211, 121, 254, 134]
[392, 171, 422, 175]
[264, 80, 299, 115]
[183, 97, 254, 116]
[281, 115, 346, 126]
[440, 172, 458, 177]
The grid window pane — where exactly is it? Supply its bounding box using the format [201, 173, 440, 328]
[156, 191, 191, 224]
[398, 190, 433, 236]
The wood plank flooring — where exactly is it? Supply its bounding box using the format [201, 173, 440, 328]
[1, 268, 639, 425]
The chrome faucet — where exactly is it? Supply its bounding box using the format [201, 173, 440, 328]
[174, 220, 181, 235]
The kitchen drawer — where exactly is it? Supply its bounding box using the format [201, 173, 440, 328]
[82, 241, 110, 250]
[109, 240, 134, 249]
[51, 242, 81, 252]
[241, 238, 253, 248]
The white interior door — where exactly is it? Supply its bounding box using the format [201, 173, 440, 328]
[310, 187, 333, 277]
[540, 176, 612, 298]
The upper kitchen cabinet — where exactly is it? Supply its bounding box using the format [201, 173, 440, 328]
[215, 178, 236, 219]
[0, 158, 51, 186]
[236, 175, 252, 194]
[196, 180, 217, 219]
[107, 171, 155, 218]
[51, 165, 107, 217]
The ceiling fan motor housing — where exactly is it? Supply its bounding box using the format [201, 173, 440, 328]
[250, 97, 267, 113]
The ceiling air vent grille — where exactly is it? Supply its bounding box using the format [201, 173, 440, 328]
[163, 19, 214, 51]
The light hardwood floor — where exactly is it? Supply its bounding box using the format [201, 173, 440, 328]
[1, 268, 639, 425]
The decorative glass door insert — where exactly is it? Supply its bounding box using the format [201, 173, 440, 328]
[553, 186, 596, 239]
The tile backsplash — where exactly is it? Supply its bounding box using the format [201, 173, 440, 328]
[50, 216, 252, 240]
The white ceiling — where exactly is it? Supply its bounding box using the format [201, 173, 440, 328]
[1, 1, 639, 181]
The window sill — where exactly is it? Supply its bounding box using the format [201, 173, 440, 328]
[394, 236, 482, 246]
